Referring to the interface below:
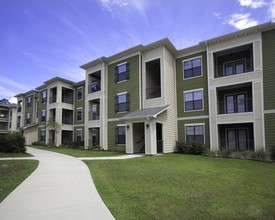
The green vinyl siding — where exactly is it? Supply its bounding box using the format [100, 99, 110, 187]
[177, 118, 210, 148]
[108, 121, 126, 152]
[262, 29, 275, 110]
[264, 113, 275, 149]
[176, 52, 209, 118]
[24, 95, 34, 125]
[108, 55, 140, 119]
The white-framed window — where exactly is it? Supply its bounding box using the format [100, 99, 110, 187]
[40, 129, 46, 142]
[185, 124, 205, 144]
[77, 108, 82, 121]
[27, 96, 32, 108]
[184, 89, 203, 111]
[26, 113, 31, 124]
[115, 92, 130, 113]
[183, 57, 202, 79]
[115, 125, 126, 145]
[76, 129, 82, 142]
[41, 110, 46, 122]
[115, 62, 129, 83]
[42, 91, 47, 104]
[77, 87, 83, 100]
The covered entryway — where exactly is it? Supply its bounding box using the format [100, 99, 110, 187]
[133, 123, 145, 153]
[156, 123, 163, 153]
[120, 105, 169, 155]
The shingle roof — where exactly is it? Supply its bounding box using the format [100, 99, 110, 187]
[120, 105, 169, 120]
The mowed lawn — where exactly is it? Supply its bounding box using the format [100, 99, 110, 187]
[30, 145, 124, 157]
[85, 154, 275, 220]
[0, 160, 39, 202]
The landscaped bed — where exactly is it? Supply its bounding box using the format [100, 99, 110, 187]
[85, 154, 275, 220]
[30, 145, 124, 157]
[0, 160, 39, 202]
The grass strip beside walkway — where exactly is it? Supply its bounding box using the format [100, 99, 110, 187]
[85, 154, 275, 220]
[0, 160, 39, 202]
[30, 145, 124, 157]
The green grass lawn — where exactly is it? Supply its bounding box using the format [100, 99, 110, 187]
[0, 152, 33, 158]
[30, 145, 124, 157]
[0, 160, 39, 202]
[85, 154, 275, 220]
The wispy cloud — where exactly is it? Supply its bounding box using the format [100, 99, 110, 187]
[0, 75, 33, 91]
[238, 0, 267, 8]
[269, 0, 275, 20]
[227, 13, 258, 29]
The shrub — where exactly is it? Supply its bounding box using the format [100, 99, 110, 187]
[32, 141, 47, 146]
[176, 141, 205, 155]
[220, 149, 232, 158]
[0, 132, 26, 153]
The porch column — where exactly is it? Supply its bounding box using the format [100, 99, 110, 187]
[145, 121, 157, 155]
[126, 123, 134, 154]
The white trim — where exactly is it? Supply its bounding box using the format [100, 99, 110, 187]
[177, 115, 209, 121]
[116, 91, 127, 96]
[116, 124, 126, 127]
[182, 56, 203, 80]
[264, 109, 275, 114]
[107, 118, 120, 122]
[117, 61, 127, 66]
[183, 88, 204, 112]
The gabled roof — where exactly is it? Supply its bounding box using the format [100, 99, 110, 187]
[42, 76, 75, 85]
[119, 105, 169, 121]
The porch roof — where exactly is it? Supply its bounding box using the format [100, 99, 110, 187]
[119, 105, 169, 121]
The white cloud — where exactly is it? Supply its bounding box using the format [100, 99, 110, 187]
[0, 76, 33, 91]
[238, 0, 267, 8]
[227, 13, 258, 30]
[99, 0, 128, 12]
[269, 0, 275, 20]
[9, 97, 17, 104]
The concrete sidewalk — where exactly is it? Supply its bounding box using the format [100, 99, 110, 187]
[0, 147, 115, 220]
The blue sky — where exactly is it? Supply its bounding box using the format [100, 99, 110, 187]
[0, 0, 274, 103]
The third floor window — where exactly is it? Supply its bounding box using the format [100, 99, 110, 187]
[183, 57, 202, 79]
[115, 63, 129, 83]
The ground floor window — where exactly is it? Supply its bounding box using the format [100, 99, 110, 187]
[115, 125, 125, 144]
[40, 129, 46, 142]
[76, 129, 82, 142]
[226, 128, 248, 151]
[185, 125, 204, 144]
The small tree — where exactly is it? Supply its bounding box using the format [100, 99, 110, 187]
[45, 120, 61, 146]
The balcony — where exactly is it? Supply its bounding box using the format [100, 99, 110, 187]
[146, 86, 161, 100]
[217, 83, 253, 115]
[214, 43, 253, 78]
[17, 106, 22, 112]
[89, 99, 100, 120]
[89, 81, 101, 93]
[89, 111, 100, 120]
[62, 109, 73, 125]
[49, 96, 56, 104]
[89, 71, 101, 94]
[62, 87, 73, 104]
[146, 58, 161, 99]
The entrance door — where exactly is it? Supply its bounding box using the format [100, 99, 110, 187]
[156, 123, 163, 153]
[226, 129, 248, 151]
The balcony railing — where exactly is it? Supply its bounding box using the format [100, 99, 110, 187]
[17, 107, 22, 112]
[62, 117, 73, 125]
[89, 111, 100, 120]
[146, 86, 161, 99]
[89, 82, 101, 93]
[215, 58, 253, 78]
[49, 96, 56, 104]
[217, 98, 253, 114]
[220, 139, 254, 151]
[62, 95, 73, 104]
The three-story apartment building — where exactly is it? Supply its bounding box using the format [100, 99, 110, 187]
[14, 22, 275, 154]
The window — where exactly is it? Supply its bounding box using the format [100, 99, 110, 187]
[115, 126, 126, 144]
[115, 63, 129, 83]
[27, 96, 32, 108]
[184, 90, 203, 111]
[26, 113, 31, 124]
[76, 129, 82, 142]
[77, 87, 83, 100]
[115, 93, 130, 113]
[40, 129, 46, 142]
[186, 125, 204, 144]
[227, 129, 248, 151]
[224, 59, 245, 76]
[41, 110, 46, 122]
[77, 108, 82, 121]
[183, 57, 202, 79]
[42, 91, 47, 103]
[225, 93, 246, 114]
[17, 100, 22, 112]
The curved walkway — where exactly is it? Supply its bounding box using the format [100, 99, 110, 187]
[0, 147, 115, 220]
